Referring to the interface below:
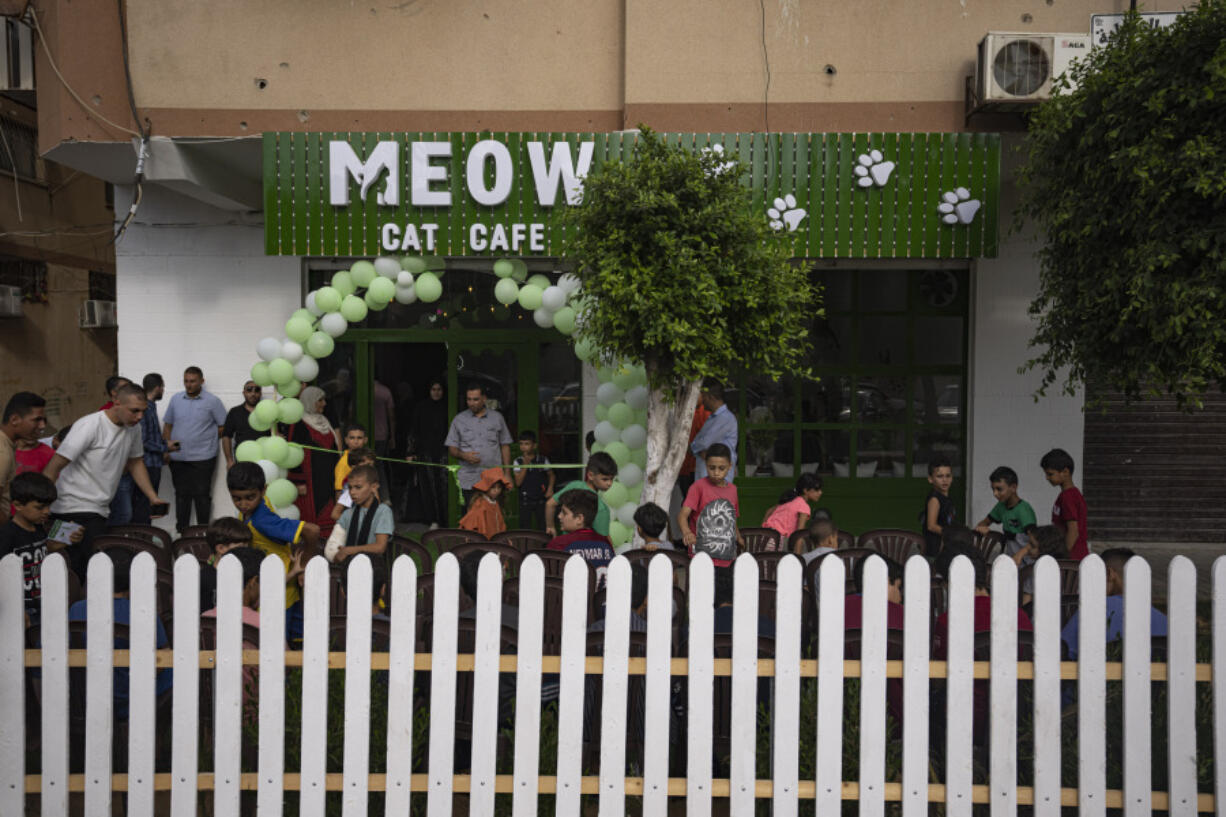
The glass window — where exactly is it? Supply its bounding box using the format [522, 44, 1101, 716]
[810, 316, 852, 366]
[800, 375, 850, 423]
[859, 316, 908, 367]
[744, 430, 793, 479]
[854, 376, 907, 424]
[745, 374, 795, 424]
[914, 317, 964, 365]
[914, 375, 962, 425]
[857, 269, 908, 311]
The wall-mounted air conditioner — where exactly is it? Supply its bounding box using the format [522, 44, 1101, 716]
[80, 299, 117, 328]
[976, 33, 1090, 105]
[0, 285, 21, 318]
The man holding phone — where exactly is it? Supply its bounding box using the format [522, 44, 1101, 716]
[43, 384, 166, 580]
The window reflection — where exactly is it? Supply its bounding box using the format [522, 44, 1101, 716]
[914, 375, 961, 424]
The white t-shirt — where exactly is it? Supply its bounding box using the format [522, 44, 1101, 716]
[51, 410, 142, 516]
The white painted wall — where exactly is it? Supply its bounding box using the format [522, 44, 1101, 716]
[967, 135, 1084, 527]
[114, 185, 302, 527]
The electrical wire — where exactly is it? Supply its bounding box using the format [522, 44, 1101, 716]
[111, 0, 151, 244]
[758, 0, 774, 175]
[0, 120, 23, 222]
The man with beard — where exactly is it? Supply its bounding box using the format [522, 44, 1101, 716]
[222, 381, 265, 469]
[162, 367, 226, 533]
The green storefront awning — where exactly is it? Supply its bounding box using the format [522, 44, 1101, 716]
[263, 131, 999, 259]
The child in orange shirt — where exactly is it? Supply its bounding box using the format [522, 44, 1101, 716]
[458, 467, 512, 538]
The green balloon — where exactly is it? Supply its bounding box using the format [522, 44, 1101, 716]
[595, 404, 608, 422]
[494, 278, 520, 305]
[612, 367, 637, 392]
[260, 434, 290, 464]
[266, 478, 298, 509]
[608, 402, 634, 429]
[597, 365, 616, 383]
[340, 294, 368, 322]
[283, 443, 305, 469]
[416, 272, 443, 303]
[518, 284, 543, 310]
[276, 397, 304, 425]
[553, 307, 576, 335]
[234, 440, 263, 463]
[630, 447, 648, 469]
[291, 308, 314, 324]
[493, 259, 514, 278]
[402, 256, 427, 274]
[350, 260, 377, 287]
[605, 441, 631, 468]
[573, 336, 596, 362]
[251, 361, 273, 387]
[631, 365, 649, 387]
[364, 290, 389, 312]
[527, 274, 551, 290]
[248, 409, 272, 432]
[315, 286, 342, 313]
[332, 270, 356, 297]
[285, 316, 313, 344]
[634, 409, 648, 427]
[421, 255, 446, 272]
[509, 259, 528, 282]
[268, 358, 294, 385]
[602, 480, 628, 509]
[277, 380, 302, 398]
[367, 276, 395, 306]
[590, 441, 605, 454]
[253, 399, 279, 426]
[608, 521, 632, 548]
[306, 331, 334, 358]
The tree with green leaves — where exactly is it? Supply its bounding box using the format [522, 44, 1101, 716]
[1017, 2, 1226, 407]
[563, 128, 819, 512]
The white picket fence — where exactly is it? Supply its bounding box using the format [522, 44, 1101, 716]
[0, 548, 1218, 816]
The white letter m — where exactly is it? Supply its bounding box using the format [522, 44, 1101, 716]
[329, 141, 399, 206]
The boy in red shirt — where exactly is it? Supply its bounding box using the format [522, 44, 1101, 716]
[1040, 448, 1089, 560]
[677, 443, 745, 566]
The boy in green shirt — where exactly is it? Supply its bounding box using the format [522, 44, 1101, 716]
[545, 451, 617, 537]
[973, 466, 1037, 554]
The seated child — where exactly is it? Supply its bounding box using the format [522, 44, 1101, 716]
[1014, 524, 1068, 604]
[331, 447, 377, 521]
[973, 466, 1037, 555]
[617, 502, 674, 555]
[202, 547, 265, 627]
[547, 489, 615, 590]
[1, 472, 80, 625]
[227, 462, 320, 605]
[761, 473, 823, 545]
[799, 516, 840, 564]
[459, 467, 513, 538]
[933, 523, 975, 579]
[845, 555, 905, 629]
[678, 444, 743, 567]
[325, 465, 394, 562]
[546, 452, 618, 536]
[206, 516, 253, 565]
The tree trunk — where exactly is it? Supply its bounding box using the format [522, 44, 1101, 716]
[639, 378, 703, 524]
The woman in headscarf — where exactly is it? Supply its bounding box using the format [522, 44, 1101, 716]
[285, 385, 341, 536]
[410, 377, 450, 525]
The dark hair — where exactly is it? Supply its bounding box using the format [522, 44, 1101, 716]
[560, 489, 598, 528]
[142, 373, 164, 391]
[927, 454, 953, 476]
[811, 507, 833, 523]
[1039, 448, 1075, 475]
[53, 423, 72, 444]
[11, 471, 56, 505]
[104, 375, 130, 396]
[705, 443, 732, 462]
[343, 423, 368, 438]
[989, 466, 1018, 486]
[585, 430, 596, 452]
[465, 381, 487, 396]
[630, 564, 649, 610]
[184, 366, 203, 377]
[115, 383, 146, 403]
[343, 553, 388, 605]
[206, 517, 253, 550]
[517, 429, 538, 443]
[713, 566, 734, 606]
[941, 524, 975, 553]
[632, 502, 668, 538]
[935, 543, 987, 590]
[853, 554, 904, 595]
[348, 464, 379, 484]
[225, 547, 265, 588]
[459, 551, 484, 602]
[1100, 547, 1136, 575]
[3, 391, 45, 424]
[347, 447, 376, 467]
[586, 451, 618, 478]
[701, 378, 725, 401]
[1031, 525, 1066, 558]
[227, 461, 266, 492]
[806, 517, 837, 548]
[778, 472, 822, 504]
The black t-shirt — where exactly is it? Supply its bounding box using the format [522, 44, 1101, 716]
[920, 489, 956, 557]
[223, 404, 263, 448]
[0, 520, 48, 612]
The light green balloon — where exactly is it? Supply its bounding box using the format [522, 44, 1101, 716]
[315, 286, 342, 313]
[306, 331, 334, 358]
[248, 410, 272, 432]
[631, 365, 649, 387]
[518, 284, 543, 310]
[277, 379, 302, 398]
[416, 272, 443, 303]
[493, 278, 519, 305]
[509, 259, 528, 282]
[260, 434, 290, 464]
[283, 443, 305, 469]
[594, 404, 608, 422]
[253, 399, 280, 426]
[634, 409, 648, 427]
[268, 358, 295, 385]
[350, 260, 377, 287]
[573, 336, 596, 362]
[630, 447, 647, 469]
[332, 270, 356, 297]
[590, 441, 605, 454]
[607, 402, 634, 429]
[340, 294, 368, 322]
[266, 478, 298, 509]
[402, 256, 427, 274]
[553, 307, 576, 335]
[234, 440, 263, 463]
[612, 366, 638, 392]
[527, 274, 551, 290]
[602, 480, 628, 509]
[276, 397, 304, 425]
[285, 316, 313, 344]
[493, 259, 514, 278]
[608, 521, 631, 548]
[364, 290, 389, 312]
[604, 441, 631, 468]
[367, 276, 395, 306]
[251, 361, 273, 387]
[597, 365, 616, 383]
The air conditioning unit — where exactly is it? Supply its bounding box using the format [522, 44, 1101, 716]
[0, 17, 34, 92]
[80, 299, 117, 328]
[976, 33, 1090, 106]
[0, 285, 21, 318]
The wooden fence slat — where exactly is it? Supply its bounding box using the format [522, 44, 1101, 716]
[1123, 558, 1153, 817]
[342, 556, 373, 817]
[945, 554, 975, 817]
[901, 557, 931, 817]
[687, 554, 715, 816]
[258, 556, 287, 817]
[213, 552, 244, 817]
[730, 555, 760, 816]
[990, 556, 1019, 817]
[1031, 557, 1062, 817]
[512, 556, 546, 817]
[772, 554, 803, 817]
[550, 555, 587, 817]
[1078, 556, 1107, 817]
[127, 553, 159, 817]
[171, 555, 201, 817]
[299, 556, 332, 817]
[859, 555, 887, 817]
[384, 556, 418, 816]
[1214, 557, 1226, 817]
[469, 553, 505, 816]
[1167, 556, 1197, 817]
[427, 554, 460, 817]
[41, 554, 70, 817]
[599, 557, 632, 816]
[815, 556, 845, 817]
[642, 554, 675, 817]
[0, 554, 25, 815]
[85, 553, 115, 817]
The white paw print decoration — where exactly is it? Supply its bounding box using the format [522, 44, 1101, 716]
[767, 194, 807, 233]
[853, 150, 896, 188]
[937, 188, 981, 225]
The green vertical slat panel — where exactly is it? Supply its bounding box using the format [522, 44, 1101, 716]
[906, 133, 926, 257]
[878, 133, 898, 259]
[291, 133, 307, 254]
[776, 134, 794, 255]
[278, 132, 295, 254]
[464, 131, 478, 256]
[445, 131, 461, 255]
[820, 134, 839, 258]
[982, 136, 1000, 257]
[849, 132, 870, 258]
[263, 134, 278, 254]
[750, 133, 766, 217]
[967, 133, 986, 258]
[923, 134, 944, 258]
[508, 131, 522, 256]
[835, 133, 855, 257]
[321, 133, 336, 256]
[371, 131, 390, 256]
[305, 133, 318, 255]
[357, 131, 371, 257]
[793, 134, 812, 256]
[334, 133, 352, 256]
[937, 133, 958, 258]
[953, 133, 973, 258]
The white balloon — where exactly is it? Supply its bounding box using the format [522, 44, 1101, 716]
[293, 356, 319, 382]
[541, 285, 566, 312]
[374, 256, 401, 279]
[257, 337, 281, 362]
[395, 284, 417, 304]
[619, 462, 643, 488]
[305, 291, 324, 317]
[397, 270, 414, 286]
[277, 466, 289, 481]
[620, 423, 647, 449]
[596, 382, 624, 407]
[276, 504, 301, 520]
[281, 340, 304, 364]
[256, 458, 280, 486]
[594, 420, 620, 445]
[557, 273, 582, 294]
[320, 312, 348, 338]
[624, 385, 649, 411]
[533, 307, 555, 328]
[616, 501, 638, 528]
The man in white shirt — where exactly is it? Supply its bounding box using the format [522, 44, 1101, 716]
[43, 384, 163, 579]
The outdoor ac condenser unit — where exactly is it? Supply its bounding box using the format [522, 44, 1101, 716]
[976, 33, 1090, 104]
[80, 299, 117, 328]
[0, 285, 21, 318]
